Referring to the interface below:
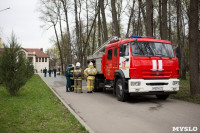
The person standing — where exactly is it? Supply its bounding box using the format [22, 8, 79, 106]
[73, 62, 83, 93]
[53, 68, 57, 78]
[48, 69, 52, 77]
[84, 62, 97, 93]
[65, 64, 72, 92]
[43, 67, 47, 77]
[70, 64, 75, 92]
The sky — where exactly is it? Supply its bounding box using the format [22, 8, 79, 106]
[0, 0, 54, 51]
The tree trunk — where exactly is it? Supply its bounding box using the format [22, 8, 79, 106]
[61, 0, 72, 64]
[53, 24, 64, 74]
[168, 0, 171, 41]
[111, 0, 120, 37]
[146, 0, 153, 36]
[161, 0, 168, 40]
[159, 0, 162, 38]
[98, 2, 101, 47]
[100, 0, 108, 42]
[126, 0, 135, 37]
[189, 0, 200, 97]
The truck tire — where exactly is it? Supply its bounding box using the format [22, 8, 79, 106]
[116, 78, 129, 102]
[156, 94, 169, 100]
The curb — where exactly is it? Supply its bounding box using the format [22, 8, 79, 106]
[40, 75, 95, 133]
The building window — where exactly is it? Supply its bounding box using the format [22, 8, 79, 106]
[45, 58, 47, 62]
[42, 58, 44, 62]
[39, 58, 41, 62]
[36, 58, 38, 62]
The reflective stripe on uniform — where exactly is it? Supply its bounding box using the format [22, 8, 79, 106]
[70, 77, 74, 79]
[71, 85, 74, 87]
[77, 88, 82, 90]
[74, 79, 82, 80]
[87, 86, 93, 87]
[87, 77, 95, 80]
[70, 70, 73, 72]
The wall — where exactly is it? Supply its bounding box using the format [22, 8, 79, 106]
[35, 58, 49, 73]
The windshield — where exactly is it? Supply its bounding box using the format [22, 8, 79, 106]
[131, 41, 175, 57]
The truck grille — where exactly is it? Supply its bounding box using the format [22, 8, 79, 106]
[146, 83, 168, 86]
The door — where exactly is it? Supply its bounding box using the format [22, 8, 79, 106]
[105, 48, 113, 80]
[112, 47, 118, 79]
[119, 43, 130, 78]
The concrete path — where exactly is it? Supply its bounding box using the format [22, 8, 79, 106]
[39, 73, 200, 133]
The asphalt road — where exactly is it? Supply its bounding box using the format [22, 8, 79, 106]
[39, 73, 200, 133]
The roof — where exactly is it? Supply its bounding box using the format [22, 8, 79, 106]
[23, 48, 49, 58]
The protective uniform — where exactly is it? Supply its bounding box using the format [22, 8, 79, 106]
[43, 67, 47, 77]
[70, 65, 75, 92]
[84, 62, 97, 93]
[73, 62, 83, 93]
[65, 64, 72, 92]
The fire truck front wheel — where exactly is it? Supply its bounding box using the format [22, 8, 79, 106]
[116, 78, 129, 102]
[156, 94, 169, 100]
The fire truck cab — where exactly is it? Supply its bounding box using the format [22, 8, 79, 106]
[87, 36, 179, 102]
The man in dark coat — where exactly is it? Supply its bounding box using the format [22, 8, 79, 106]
[53, 68, 57, 78]
[43, 67, 47, 77]
[65, 64, 72, 92]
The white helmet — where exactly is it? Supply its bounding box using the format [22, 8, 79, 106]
[89, 62, 93, 66]
[76, 62, 81, 67]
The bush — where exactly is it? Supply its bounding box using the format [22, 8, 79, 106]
[0, 33, 27, 96]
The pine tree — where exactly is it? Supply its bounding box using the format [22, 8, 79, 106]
[25, 59, 34, 79]
[0, 33, 27, 96]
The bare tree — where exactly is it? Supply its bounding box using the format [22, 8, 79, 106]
[111, 0, 120, 37]
[39, 0, 64, 73]
[161, 0, 168, 40]
[100, 0, 108, 42]
[189, 0, 200, 97]
[146, 0, 153, 36]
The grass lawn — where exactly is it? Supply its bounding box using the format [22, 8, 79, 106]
[0, 74, 88, 133]
[170, 74, 200, 104]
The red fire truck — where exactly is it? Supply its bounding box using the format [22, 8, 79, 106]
[87, 36, 179, 102]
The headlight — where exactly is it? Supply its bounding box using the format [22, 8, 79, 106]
[131, 81, 141, 86]
[172, 81, 179, 86]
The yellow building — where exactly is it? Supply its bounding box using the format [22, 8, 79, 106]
[0, 48, 49, 73]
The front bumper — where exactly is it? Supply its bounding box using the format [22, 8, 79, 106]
[128, 78, 179, 94]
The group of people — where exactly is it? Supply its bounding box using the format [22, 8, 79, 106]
[65, 62, 97, 93]
[43, 67, 57, 78]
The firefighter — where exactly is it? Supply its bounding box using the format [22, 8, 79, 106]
[43, 67, 47, 77]
[48, 69, 52, 77]
[84, 62, 97, 93]
[73, 62, 83, 93]
[65, 64, 72, 92]
[70, 64, 75, 92]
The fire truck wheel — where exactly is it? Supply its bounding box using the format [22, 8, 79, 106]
[156, 94, 169, 100]
[116, 78, 129, 102]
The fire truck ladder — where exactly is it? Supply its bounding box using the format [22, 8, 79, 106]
[93, 36, 119, 56]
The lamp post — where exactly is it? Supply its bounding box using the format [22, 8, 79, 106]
[0, 7, 10, 12]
